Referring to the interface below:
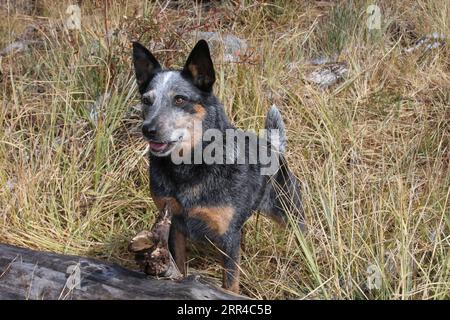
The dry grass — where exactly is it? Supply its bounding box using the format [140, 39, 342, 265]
[0, 0, 449, 299]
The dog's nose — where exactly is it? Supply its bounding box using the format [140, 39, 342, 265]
[142, 122, 157, 139]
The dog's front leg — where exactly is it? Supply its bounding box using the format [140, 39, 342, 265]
[169, 224, 187, 276]
[221, 232, 241, 293]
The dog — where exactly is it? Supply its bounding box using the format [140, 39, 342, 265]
[132, 39, 303, 293]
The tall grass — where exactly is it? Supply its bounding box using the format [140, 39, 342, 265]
[0, 0, 448, 299]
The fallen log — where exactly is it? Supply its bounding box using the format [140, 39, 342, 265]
[0, 243, 245, 300]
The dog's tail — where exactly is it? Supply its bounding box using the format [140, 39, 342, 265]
[265, 105, 286, 154]
[259, 105, 305, 231]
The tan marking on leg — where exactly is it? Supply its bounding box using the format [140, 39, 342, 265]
[222, 251, 241, 293]
[188, 206, 235, 235]
[173, 229, 187, 275]
[150, 191, 182, 215]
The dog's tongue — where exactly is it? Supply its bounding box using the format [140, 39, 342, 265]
[149, 141, 168, 152]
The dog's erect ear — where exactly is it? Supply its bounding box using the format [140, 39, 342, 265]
[181, 40, 215, 92]
[132, 42, 161, 94]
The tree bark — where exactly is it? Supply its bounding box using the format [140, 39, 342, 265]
[0, 243, 246, 300]
[128, 205, 182, 279]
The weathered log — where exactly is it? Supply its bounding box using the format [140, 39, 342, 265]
[0, 243, 246, 300]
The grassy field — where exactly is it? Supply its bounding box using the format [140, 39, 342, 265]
[0, 0, 448, 299]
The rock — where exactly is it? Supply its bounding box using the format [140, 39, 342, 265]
[308, 54, 339, 66]
[306, 62, 348, 89]
[0, 0, 42, 15]
[192, 31, 248, 62]
[403, 32, 449, 54]
[0, 41, 32, 56]
[0, 25, 43, 57]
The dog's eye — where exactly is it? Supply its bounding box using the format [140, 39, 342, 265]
[142, 96, 152, 105]
[174, 95, 187, 106]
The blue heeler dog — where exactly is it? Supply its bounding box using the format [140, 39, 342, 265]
[132, 39, 303, 293]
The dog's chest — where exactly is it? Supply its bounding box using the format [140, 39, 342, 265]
[150, 163, 239, 238]
[151, 187, 235, 240]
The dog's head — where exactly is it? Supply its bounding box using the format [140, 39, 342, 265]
[132, 40, 215, 157]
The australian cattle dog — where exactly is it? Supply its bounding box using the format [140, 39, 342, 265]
[132, 39, 303, 293]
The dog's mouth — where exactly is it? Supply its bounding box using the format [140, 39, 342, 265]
[149, 141, 170, 152]
[148, 141, 174, 155]
[148, 136, 183, 156]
